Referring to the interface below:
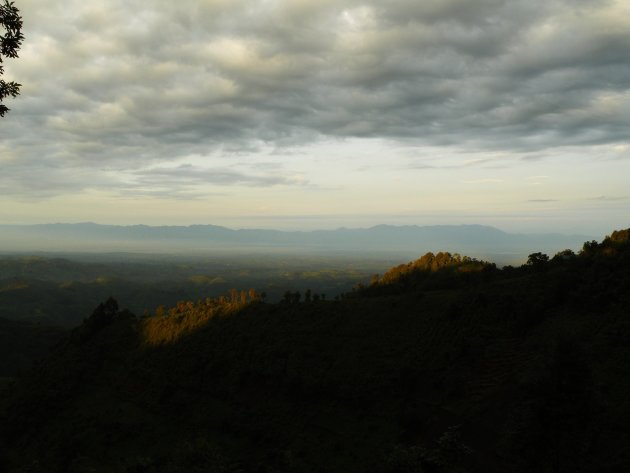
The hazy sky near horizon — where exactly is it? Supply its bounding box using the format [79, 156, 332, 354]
[1, 0, 629, 234]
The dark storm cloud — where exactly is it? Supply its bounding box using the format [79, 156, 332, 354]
[133, 164, 308, 188]
[3, 0, 629, 197]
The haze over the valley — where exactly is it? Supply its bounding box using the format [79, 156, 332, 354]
[1, 0, 628, 235]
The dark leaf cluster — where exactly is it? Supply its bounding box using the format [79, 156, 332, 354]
[0, 0, 23, 117]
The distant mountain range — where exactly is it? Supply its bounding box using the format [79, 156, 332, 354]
[0, 223, 594, 264]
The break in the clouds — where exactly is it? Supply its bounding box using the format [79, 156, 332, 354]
[1, 0, 629, 233]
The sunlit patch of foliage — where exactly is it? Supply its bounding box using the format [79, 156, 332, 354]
[142, 289, 262, 346]
[351, 251, 496, 296]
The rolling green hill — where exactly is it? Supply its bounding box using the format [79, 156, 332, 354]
[1, 230, 629, 472]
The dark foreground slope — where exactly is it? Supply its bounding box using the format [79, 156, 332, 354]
[1, 230, 629, 473]
[0, 318, 65, 387]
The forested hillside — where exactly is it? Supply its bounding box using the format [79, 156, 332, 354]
[1, 229, 629, 472]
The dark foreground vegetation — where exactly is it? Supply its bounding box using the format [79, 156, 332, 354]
[0, 318, 65, 388]
[1, 229, 629, 472]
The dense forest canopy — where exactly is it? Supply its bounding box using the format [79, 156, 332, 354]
[0, 228, 629, 472]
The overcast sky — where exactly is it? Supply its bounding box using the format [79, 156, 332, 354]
[1, 0, 629, 234]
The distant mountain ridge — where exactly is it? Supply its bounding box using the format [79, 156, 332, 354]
[0, 222, 593, 263]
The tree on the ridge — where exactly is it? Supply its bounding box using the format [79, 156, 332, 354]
[552, 249, 576, 262]
[0, 0, 23, 117]
[527, 252, 549, 268]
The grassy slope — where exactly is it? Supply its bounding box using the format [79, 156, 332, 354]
[1, 231, 629, 472]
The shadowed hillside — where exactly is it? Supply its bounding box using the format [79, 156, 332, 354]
[0, 318, 65, 388]
[0, 229, 629, 472]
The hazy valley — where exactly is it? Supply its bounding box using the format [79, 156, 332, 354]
[0, 223, 592, 264]
[0, 223, 592, 328]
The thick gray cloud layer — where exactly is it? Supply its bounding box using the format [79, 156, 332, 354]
[2, 0, 630, 197]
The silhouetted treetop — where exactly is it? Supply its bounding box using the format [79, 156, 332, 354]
[526, 252, 549, 271]
[0, 0, 23, 117]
